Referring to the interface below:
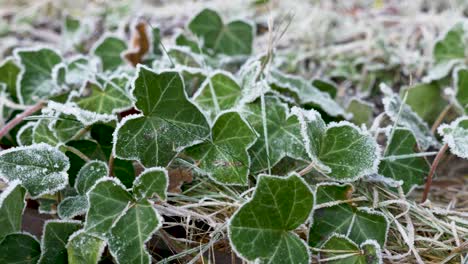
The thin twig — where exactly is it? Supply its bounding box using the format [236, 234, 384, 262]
[0, 101, 44, 140]
[64, 145, 91, 162]
[422, 143, 449, 203]
[431, 104, 452, 134]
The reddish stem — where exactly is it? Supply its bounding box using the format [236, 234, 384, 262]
[421, 143, 448, 203]
[0, 101, 44, 140]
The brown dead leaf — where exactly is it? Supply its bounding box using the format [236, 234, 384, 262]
[123, 21, 150, 66]
[168, 167, 193, 193]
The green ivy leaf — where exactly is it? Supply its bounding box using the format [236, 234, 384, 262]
[132, 167, 168, 200]
[92, 36, 127, 71]
[293, 107, 380, 180]
[0, 233, 41, 264]
[402, 83, 447, 124]
[57, 195, 88, 219]
[72, 79, 132, 115]
[67, 230, 105, 264]
[113, 66, 210, 167]
[186, 111, 256, 185]
[381, 84, 438, 150]
[65, 56, 97, 87]
[0, 58, 21, 100]
[269, 70, 350, 118]
[0, 143, 70, 198]
[243, 96, 308, 173]
[193, 72, 242, 120]
[228, 174, 314, 263]
[188, 8, 253, 55]
[315, 182, 353, 205]
[438, 116, 468, 159]
[33, 119, 60, 146]
[17, 122, 35, 146]
[38, 220, 82, 264]
[75, 160, 108, 195]
[379, 128, 429, 193]
[319, 235, 382, 264]
[14, 47, 62, 105]
[309, 184, 388, 248]
[346, 98, 373, 127]
[455, 68, 468, 114]
[0, 181, 26, 240]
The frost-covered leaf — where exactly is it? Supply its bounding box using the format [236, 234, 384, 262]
[455, 68, 468, 113]
[108, 199, 161, 264]
[17, 122, 35, 146]
[438, 116, 468, 159]
[57, 195, 88, 219]
[54, 115, 85, 143]
[38, 198, 57, 214]
[132, 167, 168, 200]
[0, 143, 70, 198]
[67, 230, 105, 264]
[75, 160, 108, 195]
[92, 36, 127, 71]
[46, 101, 116, 126]
[310, 184, 388, 247]
[186, 111, 256, 185]
[402, 83, 447, 124]
[228, 174, 313, 264]
[167, 47, 203, 67]
[0, 233, 41, 264]
[312, 79, 338, 99]
[293, 107, 380, 180]
[188, 9, 253, 55]
[33, 119, 59, 146]
[319, 235, 382, 264]
[193, 71, 242, 120]
[65, 56, 97, 87]
[0, 181, 26, 240]
[243, 96, 308, 172]
[269, 70, 350, 118]
[85, 178, 132, 237]
[315, 182, 353, 205]
[15, 47, 62, 105]
[379, 128, 429, 193]
[72, 79, 132, 115]
[113, 66, 210, 167]
[381, 84, 438, 150]
[0, 57, 21, 100]
[346, 98, 373, 126]
[38, 220, 82, 264]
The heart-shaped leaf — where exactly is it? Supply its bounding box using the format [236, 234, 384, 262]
[379, 128, 430, 193]
[0, 143, 70, 198]
[57, 195, 88, 219]
[92, 36, 127, 71]
[346, 98, 373, 126]
[67, 230, 105, 264]
[75, 160, 108, 195]
[293, 107, 380, 181]
[113, 65, 210, 167]
[228, 174, 314, 263]
[0, 233, 41, 264]
[454, 68, 468, 114]
[0, 181, 26, 240]
[14, 47, 63, 105]
[243, 96, 308, 173]
[38, 220, 82, 264]
[186, 111, 256, 185]
[319, 234, 382, 264]
[401, 83, 447, 125]
[0, 58, 20, 100]
[132, 167, 168, 200]
[438, 116, 468, 159]
[188, 8, 253, 55]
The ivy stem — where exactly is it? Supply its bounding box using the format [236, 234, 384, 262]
[108, 155, 115, 176]
[298, 162, 315, 176]
[0, 101, 45, 140]
[64, 145, 91, 162]
[70, 126, 91, 141]
[431, 104, 452, 134]
[421, 143, 448, 203]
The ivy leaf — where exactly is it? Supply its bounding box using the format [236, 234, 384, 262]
[293, 107, 380, 181]
[188, 8, 254, 55]
[319, 235, 382, 264]
[0, 143, 70, 198]
[113, 66, 210, 167]
[381, 84, 438, 150]
[33, 119, 60, 146]
[17, 122, 35, 146]
[379, 128, 429, 193]
[186, 111, 256, 185]
[65, 56, 97, 87]
[228, 174, 314, 264]
[67, 230, 105, 264]
[269, 70, 350, 118]
[315, 182, 353, 205]
[72, 79, 132, 115]
[14, 47, 62, 105]
[455, 68, 468, 114]
[0, 233, 41, 264]
[75, 160, 108, 195]
[401, 83, 447, 124]
[309, 184, 388, 248]
[438, 116, 468, 159]
[57, 195, 88, 219]
[38, 220, 82, 264]
[92, 36, 127, 71]
[132, 167, 168, 200]
[193, 71, 242, 120]
[243, 96, 308, 173]
[0, 57, 21, 100]
[108, 199, 161, 264]
[0, 181, 26, 240]
[46, 101, 116, 126]
[346, 98, 373, 127]
[85, 178, 132, 237]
